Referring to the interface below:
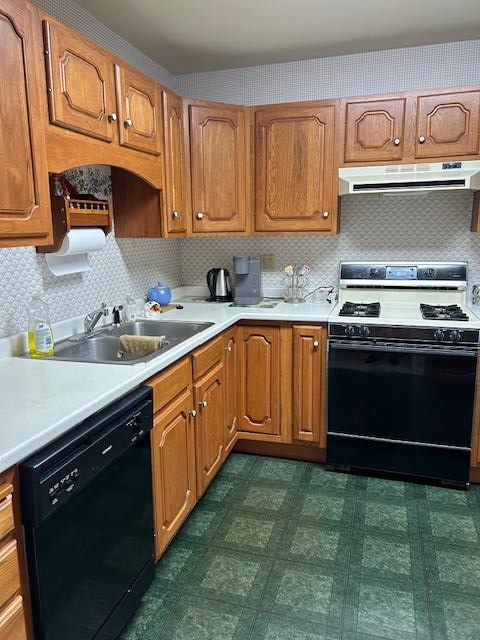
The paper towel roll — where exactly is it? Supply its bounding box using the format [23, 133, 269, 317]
[55, 228, 106, 256]
[45, 228, 106, 276]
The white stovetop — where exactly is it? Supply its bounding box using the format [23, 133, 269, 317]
[329, 288, 480, 328]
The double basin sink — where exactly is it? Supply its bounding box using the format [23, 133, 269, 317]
[47, 320, 214, 364]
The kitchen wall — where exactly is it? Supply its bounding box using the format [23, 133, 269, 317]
[177, 38, 480, 294]
[181, 193, 480, 291]
[176, 39, 480, 103]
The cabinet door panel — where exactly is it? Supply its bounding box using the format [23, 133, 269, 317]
[0, 596, 27, 640]
[0, 3, 51, 245]
[43, 20, 116, 141]
[292, 325, 326, 445]
[115, 65, 162, 155]
[194, 362, 225, 495]
[190, 104, 247, 233]
[163, 91, 187, 234]
[415, 91, 480, 158]
[238, 327, 280, 435]
[151, 390, 196, 558]
[255, 105, 335, 232]
[344, 98, 406, 162]
[224, 328, 238, 454]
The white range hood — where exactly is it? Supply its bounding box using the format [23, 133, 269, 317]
[339, 160, 480, 195]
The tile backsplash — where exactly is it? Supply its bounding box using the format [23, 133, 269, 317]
[180, 193, 480, 293]
[0, 237, 182, 338]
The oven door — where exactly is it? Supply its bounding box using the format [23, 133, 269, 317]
[327, 340, 477, 484]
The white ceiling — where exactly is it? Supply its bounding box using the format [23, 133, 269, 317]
[74, 0, 480, 74]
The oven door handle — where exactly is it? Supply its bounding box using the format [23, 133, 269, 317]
[329, 340, 478, 357]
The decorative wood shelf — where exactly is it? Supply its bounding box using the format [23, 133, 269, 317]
[38, 194, 113, 254]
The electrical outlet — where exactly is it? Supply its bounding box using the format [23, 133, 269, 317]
[260, 254, 276, 271]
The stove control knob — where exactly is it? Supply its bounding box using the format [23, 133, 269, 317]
[450, 330, 461, 343]
[433, 329, 445, 342]
[361, 326, 370, 338]
[368, 267, 379, 279]
[345, 325, 356, 337]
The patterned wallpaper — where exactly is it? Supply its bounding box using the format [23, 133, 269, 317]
[180, 193, 480, 293]
[176, 39, 480, 104]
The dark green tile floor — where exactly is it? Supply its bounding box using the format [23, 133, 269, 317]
[121, 454, 480, 640]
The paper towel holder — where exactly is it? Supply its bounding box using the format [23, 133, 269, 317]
[37, 192, 113, 254]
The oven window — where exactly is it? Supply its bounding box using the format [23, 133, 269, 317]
[328, 345, 477, 448]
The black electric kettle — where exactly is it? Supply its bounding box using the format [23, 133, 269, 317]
[207, 268, 233, 302]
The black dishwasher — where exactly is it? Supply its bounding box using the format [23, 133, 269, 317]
[20, 386, 154, 640]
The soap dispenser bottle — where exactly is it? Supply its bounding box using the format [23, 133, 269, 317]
[28, 293, 54, 357]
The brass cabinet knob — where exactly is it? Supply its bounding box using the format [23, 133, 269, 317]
[322, 211, 329, 219]
[189, 409, 197, 418]
[196, 212, 204, 220]
[394, 138, 400, 145]
[108, 112, 117, 122]
[313, 340, 319, 348]
[172, 211, 179, 219]
[199, 400, 207, 408]
[225, 345, 232, 352]
[418, 135, 426, 143]
[124, 118, 133, 128]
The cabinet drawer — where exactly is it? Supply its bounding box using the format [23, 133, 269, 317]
[0, 495, 14, 542]
[192, 336, 223, 380]
[0, 541, 20, 610]
[0, 596, 27, 640]
[148, 357, 191, 413]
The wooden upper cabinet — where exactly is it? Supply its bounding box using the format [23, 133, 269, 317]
[162, 91, 188, 234]
[344, 98, 406, 163]
[292, 325, 326, 446]
[0, 0, 52, 247]
[115, 64, 162, 156]
[238, 326, 280, 437]
[43, 20, 116, 142]
[415, 90, 480, 159]
[255, 103, 336, 233]
[189, 103, 247, 233]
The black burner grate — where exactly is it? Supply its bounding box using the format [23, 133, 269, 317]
[420, 303, 469, 321]
[339, 302, 381, 318]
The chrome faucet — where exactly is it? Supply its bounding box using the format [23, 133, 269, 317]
[84, 302, 109, 335]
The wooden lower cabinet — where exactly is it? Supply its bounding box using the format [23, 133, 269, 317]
[0, 597, 26, 640]
[0, 472, 28, 640]
[224, 327, 238, 454]
[237, 326, 281, 440]
[292, 325, 327, 446]
[194, 361, 225, 495]
[151, 389, 196, 559]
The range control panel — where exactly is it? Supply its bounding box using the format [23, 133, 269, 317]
[339, 262, 467, 282]
[329, 323, 480, 346]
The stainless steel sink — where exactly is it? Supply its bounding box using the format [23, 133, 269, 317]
[107, 320, 212, 341]
[25, 320, 214, 364]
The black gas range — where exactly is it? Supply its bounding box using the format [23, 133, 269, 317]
[327, 262, 479, 488]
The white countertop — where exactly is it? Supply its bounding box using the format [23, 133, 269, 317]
[0, 300, 333, 473]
